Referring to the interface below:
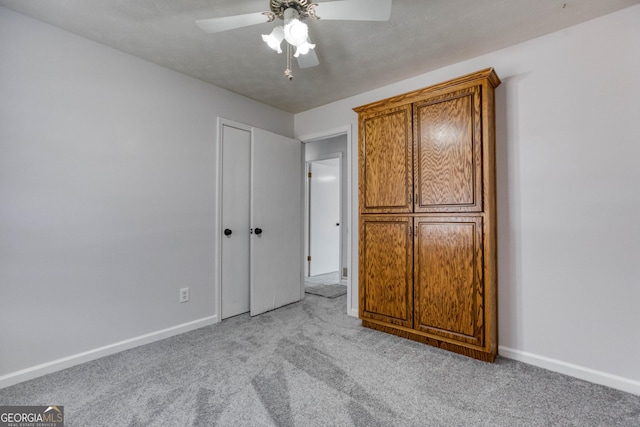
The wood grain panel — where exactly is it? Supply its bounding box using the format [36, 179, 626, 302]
[414, 87, 482, 212]
[359, 216, 413, 327]
[359, 105, 412, 213]
[414, 217, 484, 346]
[354, 68, 501, 115]
[362, 319, 496, 362]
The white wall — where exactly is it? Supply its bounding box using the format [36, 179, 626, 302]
[0, 7, 293, 386]
[295, 5, 640, 395]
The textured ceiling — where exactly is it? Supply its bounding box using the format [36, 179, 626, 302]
[1, 0, 638, 113]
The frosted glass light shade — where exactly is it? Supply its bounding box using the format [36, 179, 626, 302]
[262, 26, 284, 53]
[283, 19, 308, 46]
[293, 40, 316, 57]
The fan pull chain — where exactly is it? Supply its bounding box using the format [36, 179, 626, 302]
[284, 43, 293, 80]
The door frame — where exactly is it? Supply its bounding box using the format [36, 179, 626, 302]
[305, 154, 343, 279]
[299, 125, 356, 317]
[215, 117, 253, 323]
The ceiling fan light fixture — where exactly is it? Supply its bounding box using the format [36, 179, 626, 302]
[293, 40, 315, 57]
[196, 0, 395, 79]
[262, 25, 284, 53]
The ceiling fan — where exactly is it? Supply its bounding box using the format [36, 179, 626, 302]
[196, 0, 393, 80]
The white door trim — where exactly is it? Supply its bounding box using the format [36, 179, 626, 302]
[298, 125, 356, 317]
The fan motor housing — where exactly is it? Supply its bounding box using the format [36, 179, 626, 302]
[269, 0, 318, 20]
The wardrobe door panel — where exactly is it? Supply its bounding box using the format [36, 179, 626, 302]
[359, 216, 413, 327]
[414, 217, 484, 346]
[359, 105, 413, 214]
[414, 86, 482, 213]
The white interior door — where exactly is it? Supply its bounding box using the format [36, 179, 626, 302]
[250, 128, 302, 316]
[309, 159, 340, 276]
[221, 124, 251, 319]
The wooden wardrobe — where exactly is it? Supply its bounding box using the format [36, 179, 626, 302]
[354, 68, 501, 362]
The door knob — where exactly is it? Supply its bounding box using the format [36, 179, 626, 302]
[224, 228, 232, 236]
[254, 227, 263, 236]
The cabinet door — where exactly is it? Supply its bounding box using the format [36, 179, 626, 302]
[359, 216, 413, 327]
[414, 86, 483, 213]
[414, 216, 484, 346]
[359, 105, 413, 213]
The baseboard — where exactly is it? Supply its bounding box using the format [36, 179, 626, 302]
[347, 308, 358, 317]
[0, 315, 218, 390]
[499, 346, 640, 396]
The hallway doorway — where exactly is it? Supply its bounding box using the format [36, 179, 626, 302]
[303, 134, 347, 285]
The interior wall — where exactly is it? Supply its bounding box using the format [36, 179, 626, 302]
[294, 5, 640, 394]
[0, 7, 293, 384]
[304, 135, 349, 279]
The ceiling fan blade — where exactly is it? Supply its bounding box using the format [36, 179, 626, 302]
[297, 48, 320, 69]
[315, 0, 392, 21]
[195, 12, 269, 34]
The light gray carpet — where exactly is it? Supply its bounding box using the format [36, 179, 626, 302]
[1, 294, 639, 426]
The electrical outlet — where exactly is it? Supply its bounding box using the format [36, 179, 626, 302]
[180, 287, 190, 303]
